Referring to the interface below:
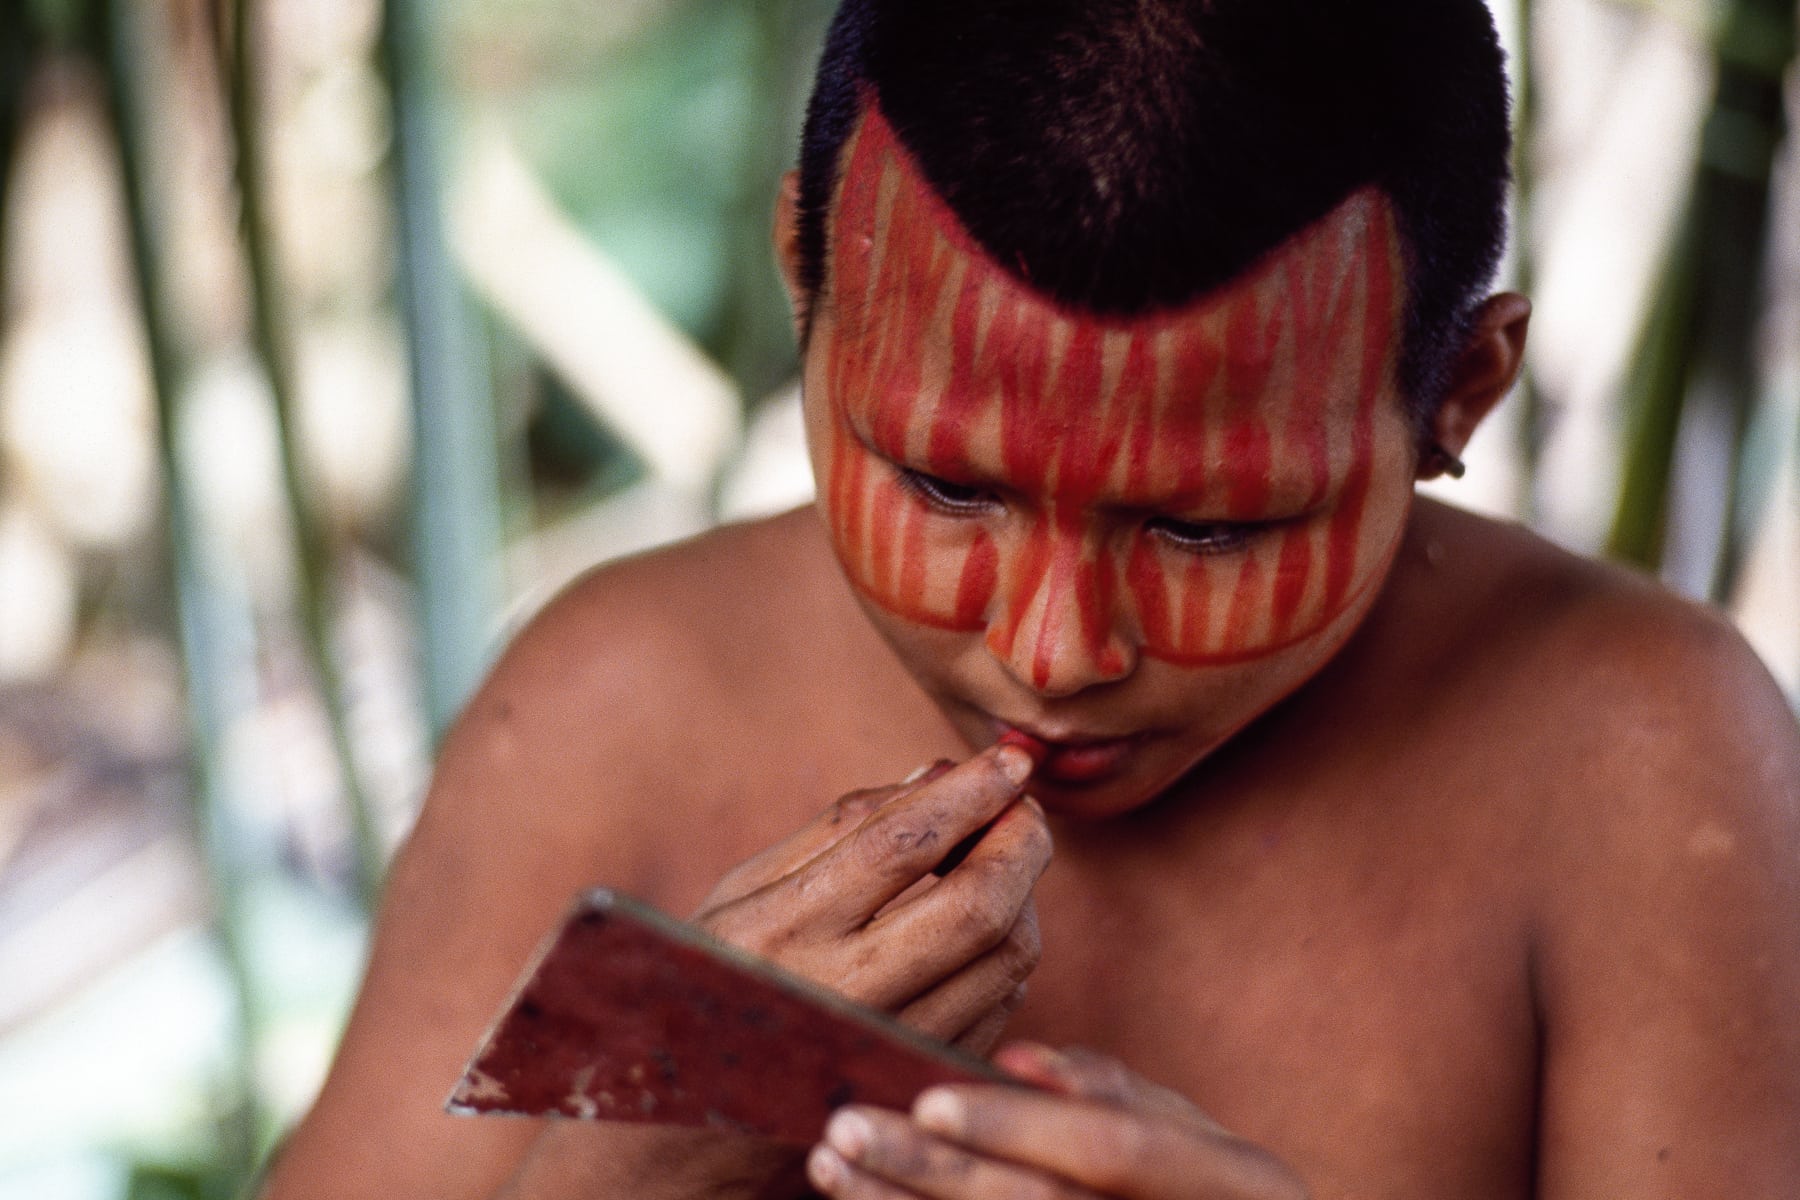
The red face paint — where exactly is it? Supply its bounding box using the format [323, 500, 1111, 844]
[811, 104, 1408, 692]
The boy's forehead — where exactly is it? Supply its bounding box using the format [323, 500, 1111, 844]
[824, 104, 1403, 383]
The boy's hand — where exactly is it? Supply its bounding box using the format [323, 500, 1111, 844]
[690, 744, 1050, 1052]
[805, 1042, 1310, 1200]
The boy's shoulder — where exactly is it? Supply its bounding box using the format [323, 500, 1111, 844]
[1403, 499, 1796, 780]
[478, 505, 871, 733]
[1379, 501, 1798, 876]
[428, 505, 948, 900]
[1396, 502, 1800, 1190]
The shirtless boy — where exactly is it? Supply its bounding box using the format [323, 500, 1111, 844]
[265, 1, 1800, 1197]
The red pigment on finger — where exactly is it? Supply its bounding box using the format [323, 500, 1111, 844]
[817, 101, 1404, 679]
[996, 729, 1049, 765]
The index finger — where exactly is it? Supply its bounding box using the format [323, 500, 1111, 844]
[804, 744, 1035, 924]
[911, 1085, 1306, 1200]
[697, 763, 957, 912]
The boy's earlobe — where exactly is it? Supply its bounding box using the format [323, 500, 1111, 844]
[1420, 292, 1531, 478]
[773, 170, 807, 334]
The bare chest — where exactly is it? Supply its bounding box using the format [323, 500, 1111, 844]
[1006, 792, 1541, 1200]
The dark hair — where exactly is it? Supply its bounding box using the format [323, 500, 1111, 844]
[794, 0, 1512, 429]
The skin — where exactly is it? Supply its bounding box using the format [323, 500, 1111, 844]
[806, 107, 1418, 820]
[261, 103, 1800, 1200]
[820, 107, 1401, 672]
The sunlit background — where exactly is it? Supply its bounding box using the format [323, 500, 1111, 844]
[0, 0, 1793, 1196]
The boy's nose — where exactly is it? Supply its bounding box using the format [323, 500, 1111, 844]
[985, 523, 1137, 697]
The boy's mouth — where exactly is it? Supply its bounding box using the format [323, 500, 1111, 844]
[996, 724, 1143, 785]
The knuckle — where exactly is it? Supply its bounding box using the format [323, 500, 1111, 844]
[830, 788, 887, 826]
[1006, 908, 1043, 964]
[1016, 809, 1054, 867]
[996, 927, 1040, 987]
[853, 809, 946, 871]
[701, 903, 796, 960]
[947, 888, 1013, 947]
[1086, 1117, 1157, 1192]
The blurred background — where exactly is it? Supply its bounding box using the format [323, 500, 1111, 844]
[0, 0, 1793, 1195]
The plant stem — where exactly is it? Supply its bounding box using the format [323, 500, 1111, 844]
[92, 0, 262, 1178]
[1706, 0, 1793, 601]
[378, 0, 505, 742]
[1510, 0, 1543, 522]
[221, 0, 385, 907]
[1606, 0, 1791, 580]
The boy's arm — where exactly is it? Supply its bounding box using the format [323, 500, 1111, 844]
[261, 574, 733, 1199]
[261, 542, 1047, 1200]
[1530, 601, 1800, 1196]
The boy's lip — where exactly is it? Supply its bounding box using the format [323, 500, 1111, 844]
[992, 721, 1147, 785]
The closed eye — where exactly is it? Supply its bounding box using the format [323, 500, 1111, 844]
[1146, 517, 1266, 555]
[897, 468, 997, 515]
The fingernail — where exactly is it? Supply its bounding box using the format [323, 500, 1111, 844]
[825, 1109, 871, 1159]
[995, 745, 1032, 786]
[902, 759, 957, 785]
[913, 1087, 965, 1136]
[807, 1144, 847, 1190]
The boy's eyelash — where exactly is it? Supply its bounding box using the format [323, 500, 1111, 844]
[897, 466, 1276, 553]
[897, 468, 995, 513]
[1145, 517, 1264, 555]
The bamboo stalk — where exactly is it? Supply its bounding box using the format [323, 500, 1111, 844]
[91, 0, 263, 1179]
[219, 0, 385, 908]
[0, 0, 34, 388]
[1510, 0, 1544, 522]
[1605, 0, 1790, 583]
[378, 0, 505, 742]
[1606, 207, 1701, 568]
[1707, 0, 1793, 600]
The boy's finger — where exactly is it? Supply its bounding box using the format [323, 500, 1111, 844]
[892, 905, 1038, 1042]
[834, 800, 1047, 1010]
[871, 794, 1051, 949]
[769, 761, 959, 881]
[700, 765, 952, 904]
[910, 1086, 1303, 1200]
[992, 1042, 1212, 1130]
[815, 1106, 1106, 1200]
[804, 745, 1033, 923]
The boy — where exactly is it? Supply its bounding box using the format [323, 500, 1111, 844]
[266, 1, 1800, 1197]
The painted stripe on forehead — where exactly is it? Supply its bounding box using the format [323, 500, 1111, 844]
[817, 101, 1405, 671]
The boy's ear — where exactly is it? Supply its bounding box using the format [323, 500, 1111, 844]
[1420, 292, 1531, 478]
[773, 169, 807, 337]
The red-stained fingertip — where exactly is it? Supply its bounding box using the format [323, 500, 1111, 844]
[997, 729, 1050, 765]
[992, 1042, 1076, 1093]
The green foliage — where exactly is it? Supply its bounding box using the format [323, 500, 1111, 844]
[123, 1161, 237, 1200]
[1606, 0, 1794, 597]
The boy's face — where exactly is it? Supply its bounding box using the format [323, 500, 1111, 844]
[798, 108, 1420, 818]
